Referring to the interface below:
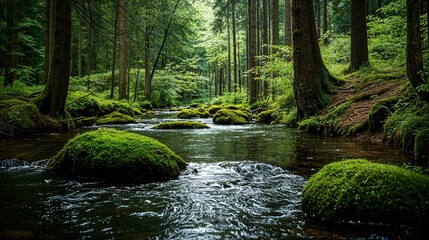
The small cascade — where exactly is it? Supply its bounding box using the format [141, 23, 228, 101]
[1, 158, 51, 169]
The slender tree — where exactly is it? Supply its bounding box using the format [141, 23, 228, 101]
[144, 10, 151, 100]
[322, 0, 328, 44]
[315, 0, 321, 39]
[3, 0, 19, 86]
[109, 2, 118, 99]
[271, 0, 279, 99]
[292, 0, 337, 119]
[227, 4, 232, 93]
[248, 0, 258, 104]
[284, 0, 292, 54]
[406, 0, 429, 102]
[37, 0, 71, 117]
[44, 0, 52, 83]
[349, 0, 369, 72]
[262, 0, 269, 98]
[118, 0, 127, 100]
[232, 0, 238, 93]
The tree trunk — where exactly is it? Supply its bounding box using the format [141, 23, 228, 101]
[322, 0, 328, 44]
[407, 0, 429, 102]
[272, 0, 279, 99]
[248, 0, 258, 104]
[118, 0, 127, 100]
[315, 0, 321, 39]
[292, 0, 337, 119]
[37, 0, 71, 117]
[110, 2, 119, 99]
[4, 0, 19, 86]
[232, 0, 238, 93]
[227, 4, 232, 93]
[262, 0, 269, 98]
[144, 21, 151, 100]
[86, 5, 92, 90]
[349, 0, 369, 72]
[77, 17, 82, 77]
[215, 61, 218, 97]
[285, 0, 292, 62]
[44, 0, 51, 83]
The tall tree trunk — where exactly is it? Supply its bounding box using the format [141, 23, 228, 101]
[86, 4, 92, 90]
[262, 0, 269, 98]
[427, 0, 429, 49]
[144, 22, 151, 100]
[37, 0, 71, 117]
[118, 0, 127, 100]
[44, 0, 51, 83]
[227, 4, 232, 93]
[315, 0, 321, 39]
[77, 17, 82, 77]
[284, 0, 292, 61]
[214, 61, 218, 96]
[292, 0, 337, 119]
[110, 2, 119, 99]
[232, 0, 238, 93]
[322, 0, 328, 44]
[407, 0, 429, 102]
[349, 0, 369, 72]
[4, 0, 19, 86]
[272, 0, 279, 99]
[248, 0, 257, 104]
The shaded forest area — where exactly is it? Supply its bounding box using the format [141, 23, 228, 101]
[0, 0, 428, 164]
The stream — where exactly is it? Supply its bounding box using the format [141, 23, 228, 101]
[0, 111, 413, 239]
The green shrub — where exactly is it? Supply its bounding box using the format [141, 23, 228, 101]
[176, 109, 198, 119]
[152, 121, 210, 129]
[213, 109, 250, 125]
[95, 111, 136, 125]
[302, 159, 429, 224]
[47, 128, 186, 183]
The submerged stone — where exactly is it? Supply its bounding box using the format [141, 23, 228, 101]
[213, 109, 251, 125]
[302, 159, 429, 225]
[47, 128, 187, 183]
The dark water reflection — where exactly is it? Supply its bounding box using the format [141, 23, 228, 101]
[0, 111, 412, 239]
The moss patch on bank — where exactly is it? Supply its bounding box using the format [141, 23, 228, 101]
[302, 159, 429, 224]
[47, 128, 186, 183]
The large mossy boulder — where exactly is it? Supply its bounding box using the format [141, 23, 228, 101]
[47, 128, 186, 183]
[302, 159, 429, 224]
[153, 121, 210, 129]
[213, 109, 251, 125]
[95, 111, 136, 125]
[176, 109, 198, 119]
[256, 110, 276, 123]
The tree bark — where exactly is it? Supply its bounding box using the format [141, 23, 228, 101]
[262, 0, 269, 98]
[77, 17, 82, 77]
[272, 0, 279, 99]
[44, 0, 51, 83]
[248, 0, 257, 104]
[315, 0, 321, 39]
[118, 0, 127, 100]
[4, 0, 19, 86]
[110, 2, 119, 99]
[86, 4, 92, 90]
[406, 0, 429, 102]
[37, 0, 71, 117]
[232, 0, 238, 93]
[322, 0, 327, 43]
[144, 19, 151, 100]
[292, 0, 337, 119]
[349, 0, 369, 72]
[227, 4, 232, 93]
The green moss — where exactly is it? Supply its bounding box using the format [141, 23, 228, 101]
[47, 128, 186, 183]
[213, 109, 249, 125]
[133, 108, 143, 116]
[176, 109, 198, 119]
[196, 107, 210, 118]
[152, 121, 210, 129]
[189, 103, 201, 108]
[369, 105, 391, 133]
[302, 159, 429, 224]
[256, 110, 275, 123]
[208, 105, 222, 114]
[95, 111, 136, 125]
[415, 128, 429, 165]
[169, 107, 181, 111]
[72, 116, 97, 127]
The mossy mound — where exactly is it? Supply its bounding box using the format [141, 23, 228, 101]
[213, 109, 250, 125]
[176, 109, 198, 119]
[95, 111, 136, 125]
[47, 128, 186, 183]
[302, 159, 429, 224]
[208, 105, 222, 114]
[256, 110, 276, 123]
[196, 107, 210, 118]
[152, 121, 210, 129]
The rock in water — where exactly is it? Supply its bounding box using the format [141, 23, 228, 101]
[47, 128, 186, 183]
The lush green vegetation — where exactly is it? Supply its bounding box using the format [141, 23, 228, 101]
[302, 159, 429, 224]
[47, 128, 187, 183]
[153, 121, 210, 129]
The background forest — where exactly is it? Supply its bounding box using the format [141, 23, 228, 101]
[0, 0, 428, 163]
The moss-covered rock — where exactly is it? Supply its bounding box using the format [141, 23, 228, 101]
[196, 107, 210, 118]
[368, 105, 391, 133]
[95, 111, 136, 125]
[208, 105, 222, 115]
[47, 128, 186, 183]
[213, 109, 250, 125]
[152, 121, 210, 129]
[176, 109, 198, 119]
[302, 159, 429, 224]
[72, 116, 97, 127]
[256, 110, 275, 123]
[415, 128, 429, 165]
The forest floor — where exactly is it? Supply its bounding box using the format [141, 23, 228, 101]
[306, 71, 407, 141]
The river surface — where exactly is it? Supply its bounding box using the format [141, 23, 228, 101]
[0, 111, 414, 239]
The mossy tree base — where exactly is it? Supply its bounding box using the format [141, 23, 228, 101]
[47, 128, 186, 183]
[302, 159, 429, 224]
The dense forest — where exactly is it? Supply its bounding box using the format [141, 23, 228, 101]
[1, 0, 429, 238]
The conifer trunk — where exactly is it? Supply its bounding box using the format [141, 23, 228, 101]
[118, 0, 127, 100]
[349, 0, 369, 71]
[248, 0, 257, 104]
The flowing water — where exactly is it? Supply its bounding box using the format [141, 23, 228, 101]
[0, 111, 414, 239]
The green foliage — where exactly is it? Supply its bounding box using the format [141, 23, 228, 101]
[152, 121, 210, 129]
[368, 105, 391, 133]
[212, 109, 251, 125]
[95, 111, 136, 125]
[302, 159, 429, 224]
[47, 128, 186, 183]
[0, 80, 44, 99]
[210, 90, 248, 105]
[415, 128, 429, 165]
